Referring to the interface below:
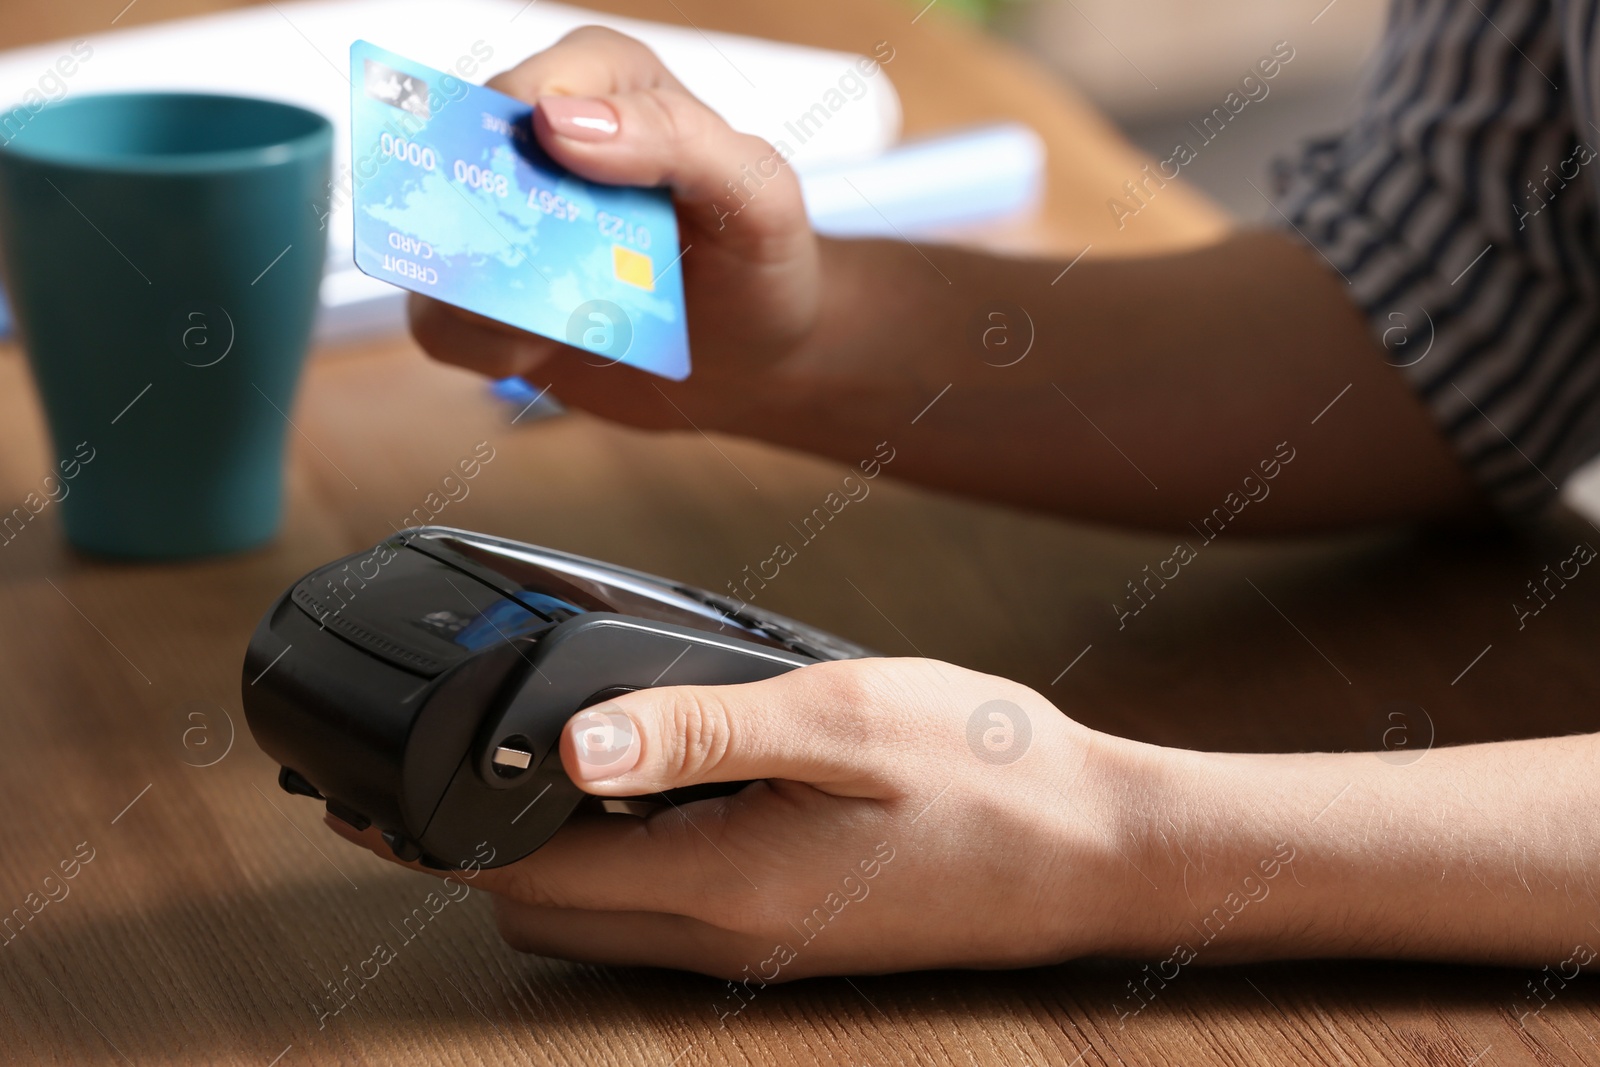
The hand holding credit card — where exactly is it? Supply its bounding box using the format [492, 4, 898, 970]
[351, 40, 691, 380]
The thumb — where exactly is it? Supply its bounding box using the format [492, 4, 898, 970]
[559, 661, 908, 798]
[532, 86, 806, 251]
[483, 26, 804, 248]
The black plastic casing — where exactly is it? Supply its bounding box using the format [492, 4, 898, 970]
[241, 527, 871, 870]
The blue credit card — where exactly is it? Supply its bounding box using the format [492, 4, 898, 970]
[350, 40, 690, 380]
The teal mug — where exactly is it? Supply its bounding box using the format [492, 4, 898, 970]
[0, 92, 332, 558]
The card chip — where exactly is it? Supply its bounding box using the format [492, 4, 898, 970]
[612, 245, 655, 291]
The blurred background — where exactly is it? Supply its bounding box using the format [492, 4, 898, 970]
[995, 0, 1388, 219]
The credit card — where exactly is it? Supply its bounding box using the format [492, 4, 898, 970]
[350, 40, 690, 380]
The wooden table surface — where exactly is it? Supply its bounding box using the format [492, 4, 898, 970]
[4, 1, 1600, 1065]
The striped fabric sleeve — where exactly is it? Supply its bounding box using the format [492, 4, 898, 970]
[1271, 0, 1600, 513]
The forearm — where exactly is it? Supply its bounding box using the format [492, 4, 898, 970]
[714, 232, 1484, 532]
[1098, 732, 1600, 967]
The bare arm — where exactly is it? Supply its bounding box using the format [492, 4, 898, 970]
[329, 659, 1600, 976]
[708, 232, 1487, 533]
[1109, 730, 1600, 972]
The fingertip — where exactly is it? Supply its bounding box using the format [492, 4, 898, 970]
[562, 706, 643, 788]
[536, 94, 620, 142]
[528, 97, 632, 184]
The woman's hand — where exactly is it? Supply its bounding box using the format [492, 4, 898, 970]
[325, 652, 1600, 976]
[408, 26, 822, 430]
[325, 657, 1153, 980]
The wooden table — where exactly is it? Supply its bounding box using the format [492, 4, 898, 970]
[4, 2, 1600, 1065]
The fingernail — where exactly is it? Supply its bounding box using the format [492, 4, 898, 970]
[569, 708, 640, 780]
[538, 95, 620, 141]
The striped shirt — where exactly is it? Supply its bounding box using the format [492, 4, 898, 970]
[1274, 0, 1600, 512]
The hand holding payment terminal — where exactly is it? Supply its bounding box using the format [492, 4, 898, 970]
[241, 527, 872, 870]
